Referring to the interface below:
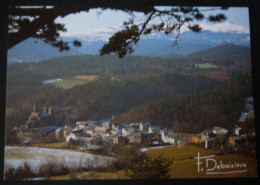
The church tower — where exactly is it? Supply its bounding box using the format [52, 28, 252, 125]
[63, 124, 68, 137]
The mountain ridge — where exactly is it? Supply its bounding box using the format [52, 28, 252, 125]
[8, 28, 250, 64]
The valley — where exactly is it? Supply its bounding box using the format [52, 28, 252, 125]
[4, 44, 256, 180]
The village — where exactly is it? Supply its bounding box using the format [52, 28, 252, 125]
[11, 97, 255, 154]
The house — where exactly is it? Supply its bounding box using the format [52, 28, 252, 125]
[201, 130, 215, 141]
[66, 130, 92, 143]
[235, 127, 242, 136]
[178, 133, 195, 143]
[66, 132, 78, 142]
[86, 120, 99, 126]
[127, 131, 141, 144]
[74, 121, 88, 131]
[56, 125, 73, 140]
[64, 125, 73, 137]
[94, 127, 106, 137]
[148, 126, 160, 134]
[112, 134, 126, 145]
[83, 125, 95, 136]
[122, 127, 135, 137]
[245, 104, 254, 112]
[139, 122, 151, 132]
[192, 134, 203, 145]
[55, 127, 63, 140]
[141, 132, 158, 145]
[229, 136, 243, 146]
[199, 130, 216, 148]
[161, 131, 177, 145]
[238, 112, 249, 122]
[102, 121, 110, 130]
[139, 122, 144, 131]
[205, 137, 216, 149]
[212, 127, 228, 135]
[111, 123, 119, 130]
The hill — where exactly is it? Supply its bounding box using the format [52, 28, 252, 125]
[6, 72, 219, 125]
[7, 44, 251, 82]
[186, 44, 251, 66]
[115, 72, 253, 133]
[6, 45, 252, 129]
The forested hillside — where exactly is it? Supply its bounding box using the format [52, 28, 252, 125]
[7, 44, 251, 79]
[115, 72, 253, 133]
[187, 44, 251, 66]
[6, 44, 252, 132]
[6, 72, 219, 127]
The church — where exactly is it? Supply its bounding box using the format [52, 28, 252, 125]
[25, 102, 53, 129]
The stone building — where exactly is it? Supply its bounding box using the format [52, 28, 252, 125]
[25, 102, 53, 129]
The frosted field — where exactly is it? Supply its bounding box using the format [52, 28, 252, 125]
[5, 146, 113, 172]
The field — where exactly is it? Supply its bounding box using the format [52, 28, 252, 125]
[50, 79, 86, 89]
[46, 144, 257, 179]
[48, 170, 129, 180]
[74, 75, 99, 81]
[43, 75, 100, 89]
[4, 146, 114, 172]
[30, 142, 74, 149]
[145, 144, 257, 178]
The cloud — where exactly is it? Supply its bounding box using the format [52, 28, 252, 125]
[199, 21, 249, 34]
[61, 22, 249, 42]
[61, 26, 122, 41]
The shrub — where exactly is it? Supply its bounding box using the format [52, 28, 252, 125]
[125, 153, 173, 179]
[4, 162, 34, 180]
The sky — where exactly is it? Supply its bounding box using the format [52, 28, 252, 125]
[56, 7, 250, 37]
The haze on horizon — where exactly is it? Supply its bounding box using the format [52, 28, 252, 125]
[56, 7, 250, 39]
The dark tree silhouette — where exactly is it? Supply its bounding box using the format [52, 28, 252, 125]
[8, 4, 226, 57]
[125, 153, 173, 179]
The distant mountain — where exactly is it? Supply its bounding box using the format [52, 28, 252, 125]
[7, 23, 250, 64]
[7, 38, 85, 64]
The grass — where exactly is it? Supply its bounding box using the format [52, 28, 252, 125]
[31, 142, 71, 149]
[145, 144, 257, 178]
[48, 170, 129, 180]
[8, 144, 256, 179]
[169, 154, 257, 178]
[51, 79, 86, 89]
[5, 148, 34, 158]
[145, 144, 222, 160]
[74, 75, 99, 81]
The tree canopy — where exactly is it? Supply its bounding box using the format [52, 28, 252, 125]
[125, 153, 173, 179]
[8, 2, 227, 57]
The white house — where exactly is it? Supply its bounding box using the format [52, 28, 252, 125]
[235, 127, 242, 136]
[212, 127, 228, 135]
[161, 131, 176, 145]
[122, 127, 135, 137]
[66, 132, 78, 142]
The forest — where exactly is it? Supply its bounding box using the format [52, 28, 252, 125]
[5, 44, 253, 133]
